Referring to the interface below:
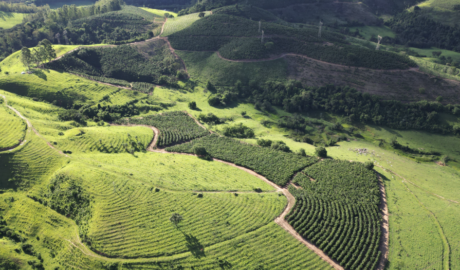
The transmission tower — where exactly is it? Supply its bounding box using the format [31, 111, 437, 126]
[261, 30, 264, 43]
[376, 35, 383, 50]
[259, 21, 261, 33]
[318, 21, 323, 38]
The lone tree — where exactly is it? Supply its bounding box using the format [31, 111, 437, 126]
[21, 47, 32, 70]
[170, 213, 183, 228]
[315, 146, 327, 158]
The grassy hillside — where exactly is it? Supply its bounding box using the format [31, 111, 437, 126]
[0, 104, 26, 150]
[162, 11, 212, 36]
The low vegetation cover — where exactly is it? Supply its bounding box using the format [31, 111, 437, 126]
[166, 134, 318, 186]
[0, 105, 26, 150]
[115, 111, 209, 147]
[289, 160, 381, 270]
[46, 40, 182, 86]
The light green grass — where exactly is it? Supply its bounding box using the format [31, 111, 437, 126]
[380, 170, 445, 270]
[0, 12, 24, 29]
[176, 51, 288, 86]
[80, 151, 276, 191]
[409, 0, 460, 26]
[162, 11, 211, 36]
[349, 26, 396, 40]
[411, 56, 460, 82]
[141, 7, 177, 17]
[0, 105, 26, 149]
[409, 47, 460, 62]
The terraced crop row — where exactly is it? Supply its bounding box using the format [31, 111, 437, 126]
[116, 111, 209, 147]
[55, 126, 153, 154]
[289, 160, 382, 270]
[166, 134, 318, 186]
[0, 105, 26, 150]
[0, 134, 64, 190]
[82, 152, 276, 192]
[58, 164, 285, 258]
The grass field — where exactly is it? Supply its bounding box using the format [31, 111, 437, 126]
[162, 11, 211, 37]
[0, 12, 24, 29]
[176, 51, 288, 86]
[0, 104, 26, 150]
[79, 152, 276, 191]
[141, 7, 177, 17]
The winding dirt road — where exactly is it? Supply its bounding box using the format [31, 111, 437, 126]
[0, 95, 67, 157]
[377, 175, 389, 270]
[1, 101, 387, 269]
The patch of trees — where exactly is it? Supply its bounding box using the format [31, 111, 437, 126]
[390, 137, 441, 156]
[386, 11, 460, 51]
[223, 123, 255, 138]
[166, 134, 318, 186]
[0, 2, 43, 13]
[198, 113, 224, 124]
[115, 111, 209, 147]
[46, 43, 182, 85]
[247, 82, 460, 135]
[257, 139, 291, 152]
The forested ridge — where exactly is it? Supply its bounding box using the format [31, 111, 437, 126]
[386, 11, 460, 51]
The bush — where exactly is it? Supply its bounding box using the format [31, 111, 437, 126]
[159, 75, 169, 85]
[419, 88, 426, 94]
[198, 113, 222, 124]
[193, 145, 208, 157]
[315, 147, 327, 158]
[223, 123, 255, 138]
[297, 148, 306, 156]
[207, 81, 216, 92]
[208, 96, 221, 107]
[257, 139, 272, 147]
[188, 101, 197, 110]
[364, 161, 374, 170]
[271, 141, 290, 152]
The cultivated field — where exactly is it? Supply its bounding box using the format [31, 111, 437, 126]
[162, 11, 211, 37]
[0, 104, 26, 150]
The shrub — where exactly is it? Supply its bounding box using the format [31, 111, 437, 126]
[193, 145, 208, 157]
[198, 113, 222, 124]
[223, 123, 255, 138]
[315, 147, 327, 158]
[159, 75, 169, 85]
[364, 161, 374, 170]
[257, 139, 272, 147]
[208, 96, 221, 107]
[271, 141, 290, 152]
[207, 81, 216, 92]
[188, 101, 197, 110]
[436, 96, 444, 102]
[297, 148, 306, 156]
[419, 88, 426, 94]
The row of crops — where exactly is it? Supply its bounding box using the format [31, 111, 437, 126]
[115, 111, 209, 147]
[0, 105, 26, 150]
[166, 134, 318, 186]
[288, 160, 382, 270]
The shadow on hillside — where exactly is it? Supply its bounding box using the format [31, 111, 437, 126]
[0, 11, 14, 21]
[183, 233, 205, 258]
[32, 69, 47, 81]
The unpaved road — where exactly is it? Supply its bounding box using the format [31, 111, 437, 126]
[377, 175, 389, 270]
[0, 95, 67, 157]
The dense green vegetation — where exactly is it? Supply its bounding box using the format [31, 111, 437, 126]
[289, 160, 381, 270]
[386, 10, 460, 51]
[167, 134, 318, 186]
[116, 111, 209, 147]
[247, 83, 460, 135]
[168, 14, 416, 69]
[46, 40, 182, 85]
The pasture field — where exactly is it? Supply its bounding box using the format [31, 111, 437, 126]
[0, 12, 24, 29]
[0, 104, 26, 150]
[411, 56, 460, 82]
[80, 152, 276, 192]
[162, 11, 212, 36]
[141, 7, 177, 17]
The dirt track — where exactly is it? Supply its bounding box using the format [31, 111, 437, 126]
[377, 175, 389, 270]
[0, 95, 67, 157]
